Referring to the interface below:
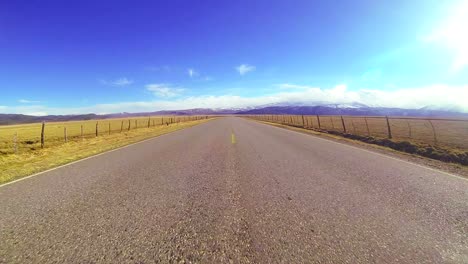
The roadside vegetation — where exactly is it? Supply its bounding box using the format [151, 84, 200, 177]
[248, 115, 468, 166]
[330, 130, 468, 165]
[0, 117, 212, 184]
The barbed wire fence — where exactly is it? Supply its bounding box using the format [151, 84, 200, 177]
[246, 115, 468, 150]
[0, 116, 209, 154]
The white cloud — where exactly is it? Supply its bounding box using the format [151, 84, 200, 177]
[188, 68, 199, 78]
[100, 77, 133, 86]
[1, 84, 467, 115]
[18, 99, 41, 103]
[236, 64, 256, 75]
[278, 83, 310, 89]
[146, 83, 184, 97]
[25, 112, 48, 116]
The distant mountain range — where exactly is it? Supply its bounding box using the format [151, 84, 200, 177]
[235, 105, 468, 118]
[1, 105, 467, 125]
[0, 109, 239, 125]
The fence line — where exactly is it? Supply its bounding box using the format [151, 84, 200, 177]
[245, 114, 468, 150]
[0, 116, 210, 154]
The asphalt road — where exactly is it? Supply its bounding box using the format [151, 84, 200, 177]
[1, 117, 467, 263]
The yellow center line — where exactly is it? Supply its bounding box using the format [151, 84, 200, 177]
[231, 132, 236, 144]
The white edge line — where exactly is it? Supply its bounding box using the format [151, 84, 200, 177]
[247, 118, 468, 181]
[0, 122, 210, 188]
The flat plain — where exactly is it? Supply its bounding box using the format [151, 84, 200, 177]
[0, 116, 210, 184]
[249, 115, 468, 150]
[1, 117, 467, 263]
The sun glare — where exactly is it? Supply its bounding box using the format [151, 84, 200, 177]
[428, 0, 468, 70]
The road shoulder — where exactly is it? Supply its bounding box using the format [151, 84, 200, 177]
[249, 119, 468, 179]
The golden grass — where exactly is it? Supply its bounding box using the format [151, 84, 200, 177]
[0, 118, 212, 185]
[0, 116, 204, 154]
[253, 118, 468, 167]
[252, 115, 468, 150]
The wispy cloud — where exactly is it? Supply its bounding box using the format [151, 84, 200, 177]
[100, 77, 133, 86]
[236, 64, 256, 75]
[278, 83, 310, 89]
[3, 84, 467, 115]
[145, 83, 184, 97]
[18, 99, 41, 104]
[188, 68, 199, 78]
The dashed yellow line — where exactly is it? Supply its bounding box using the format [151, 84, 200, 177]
[231, 132, 236, 144]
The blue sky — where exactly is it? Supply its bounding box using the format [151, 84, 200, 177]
[1, 0, 468, 115]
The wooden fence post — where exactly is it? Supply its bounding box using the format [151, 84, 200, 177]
[81, 125, 84, 139]
[364, 117, 370, 136]
[120, 121, 124, 133]
[330, 117, 335, 129]
[128, 120, 131, 131]
[41, 122, 45, 148]
[406, 121, 411, 138]
[135, 120, 137, 129]
[385, 116, 392, 139]
[340, 116, 347, 133]
[316, 115, 321, 129]
[13, 132, 18, 154]
[108, 123, 111, 135]
[148, 117, 151, 128]
[428, 120, 437, 145]
[64, 127, 68, 142]
[96, 122, 99, 137]
[301, 115, 306, 128]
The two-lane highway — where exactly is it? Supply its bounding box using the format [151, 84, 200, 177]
[1, 117, 467, 263]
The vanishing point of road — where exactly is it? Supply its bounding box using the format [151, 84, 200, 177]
[1, 117, 467, 263]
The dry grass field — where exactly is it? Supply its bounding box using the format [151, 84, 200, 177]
[248, 115, 468, 166]
[0, 116, 206, 155]
[249, 115, 468, 150]
[0, 116, 211, 184]
[254, 114, 468, 164]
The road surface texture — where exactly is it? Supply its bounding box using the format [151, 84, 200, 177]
[1, 117, 467, 263]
